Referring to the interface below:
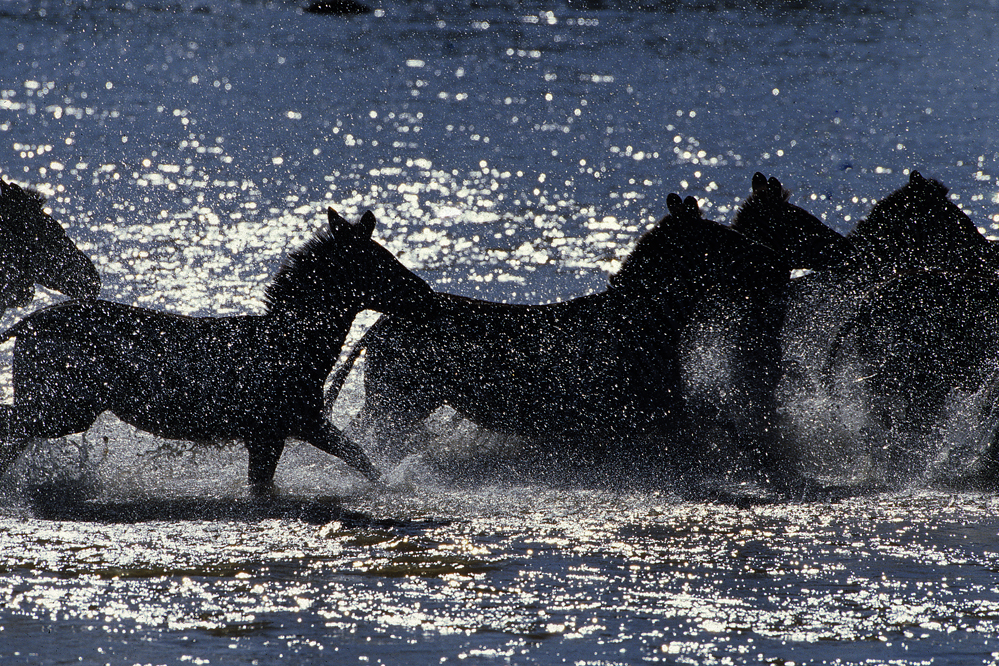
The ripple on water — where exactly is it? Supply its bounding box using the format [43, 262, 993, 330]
[2, 480, 999, 662]
[3, 1, 999, 663]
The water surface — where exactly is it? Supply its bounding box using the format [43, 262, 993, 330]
[2, 1, 999, 663]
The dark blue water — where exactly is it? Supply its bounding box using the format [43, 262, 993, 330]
[3, 1, 999, 663]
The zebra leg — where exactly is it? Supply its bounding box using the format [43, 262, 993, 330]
[245, 438, 285, 497]
[0, 405, 29, 475]
[299, 420, 380, 482]
[0, 402, 102, 477]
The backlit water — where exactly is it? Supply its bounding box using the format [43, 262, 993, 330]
[2, 0, 999, 663]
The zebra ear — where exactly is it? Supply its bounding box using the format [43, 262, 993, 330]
[357, 210, 377, 238]
[327, 207, 352, 234]
[666, 192, 684, 218]
[752, 172, 768, 196]
[766, 176, 786, 201]
[682, 196, 701, 219]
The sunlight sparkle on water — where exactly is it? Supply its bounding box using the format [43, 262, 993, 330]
[4, 2, 999, 664]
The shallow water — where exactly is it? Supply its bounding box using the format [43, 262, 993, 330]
[3, 0, 999, 663]
[3, 487, 999, 665]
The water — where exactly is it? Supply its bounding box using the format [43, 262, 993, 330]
[2, 0, 999, 663]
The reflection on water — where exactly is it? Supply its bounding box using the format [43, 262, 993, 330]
[3, 0, 999, 664]
[2, 485, 999, 665]
[3, 0, 998, 313]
